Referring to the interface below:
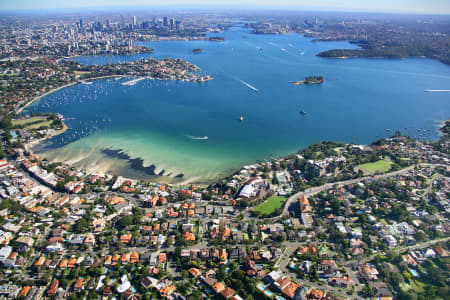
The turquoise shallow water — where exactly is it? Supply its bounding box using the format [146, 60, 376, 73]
[30, 28, 450, 183]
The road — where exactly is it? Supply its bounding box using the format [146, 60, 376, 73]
[281, 163, 445, 217]
[345, 236, 450, 267]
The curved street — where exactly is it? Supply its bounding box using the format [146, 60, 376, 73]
[281, 163, 445, 217]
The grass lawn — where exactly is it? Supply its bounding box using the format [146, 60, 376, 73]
[74, 70, 92, 76]
[253, 195, 287, 215]
[380, 219, 388, 226]
[12, 117, 53, 130]
[358, 159, 392, 174]
[1, 73, 19, 77]
[12, 116, 47, 127]
[26, 120, 52, 129]
[333, 147, 344, 155]
[399, 279, 425, 294]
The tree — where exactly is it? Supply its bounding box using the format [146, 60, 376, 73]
[216, 264, 226, 281]
[272, 171, 279, 185]
[174, 246, 182, 258]
[73, 217, 89, 233]
[390, 204, 408, 221]
[188, 290, 202, 300]
[330, 198, 341, 215]
[117, 215, 133, 228]
[389, 272, 403, 289]
[0, 115, 12, 130]
[0, 146, 5, 159]
[415, 231, 427, 242]
[424, 285, 436, 299]
[397, 289, 417, 300]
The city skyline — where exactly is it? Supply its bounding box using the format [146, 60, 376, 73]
[1, 0, 450, 15]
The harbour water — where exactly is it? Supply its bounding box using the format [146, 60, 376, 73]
[29, 28, 450, 183]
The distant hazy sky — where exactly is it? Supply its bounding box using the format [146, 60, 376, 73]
[1, 0, 449, 14]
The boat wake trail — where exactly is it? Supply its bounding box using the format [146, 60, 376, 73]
[239, 80, 259, 92]
[225, 74, 260, 92]
[185, 135, 209, 140]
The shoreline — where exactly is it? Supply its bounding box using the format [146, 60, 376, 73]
[18, 76, 124, 154]
[16, 75, 127, 115]
[59, 48, 154, 61]
[16, 82, 77, 114]
[15, 34, 445, 186]
[24, 122, 68, 153]
[36, 144, 232, 186]
[20, 74, 442, 185]
[18, 73, 217, 185]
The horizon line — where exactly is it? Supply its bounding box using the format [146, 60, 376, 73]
[1, 5, 450, 16]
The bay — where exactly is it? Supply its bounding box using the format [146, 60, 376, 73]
[30, 28, 450, 183]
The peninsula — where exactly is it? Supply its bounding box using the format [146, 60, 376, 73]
[2, 57, 213, 114]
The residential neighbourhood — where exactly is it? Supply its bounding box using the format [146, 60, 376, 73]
[0, 9, 448, 300]
[0, 121, 447, 299]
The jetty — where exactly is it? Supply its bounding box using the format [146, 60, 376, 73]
[121, 77, 146, 86]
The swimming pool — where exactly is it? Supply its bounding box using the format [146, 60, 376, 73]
[264, 290, 273, 297]
[257, 283, 266, 291]
[276, 296, 286, 300]
[410, 269, 419, 277]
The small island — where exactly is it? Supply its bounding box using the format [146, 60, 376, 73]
[191, 48, 204, 53]
[290, 76, 324, 85]
[208, 36, 225, 42]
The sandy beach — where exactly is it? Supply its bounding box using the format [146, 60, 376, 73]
[24, 122, 68, 152]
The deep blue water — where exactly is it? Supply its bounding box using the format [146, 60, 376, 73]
[30, 28, 450, 183]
